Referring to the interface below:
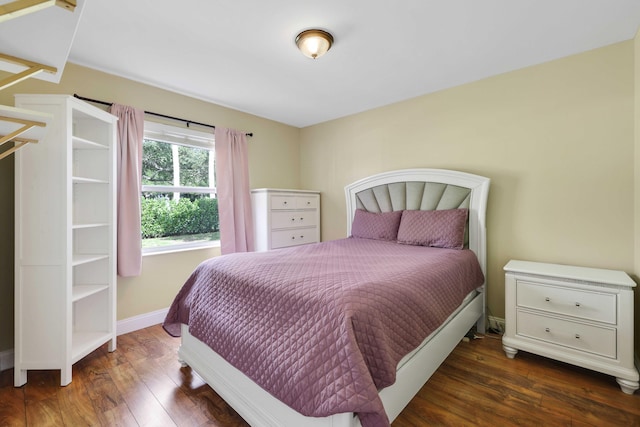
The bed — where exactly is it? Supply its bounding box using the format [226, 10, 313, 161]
[163, 168, 490, 427]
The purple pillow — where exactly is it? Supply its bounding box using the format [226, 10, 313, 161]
[397, 209, 469, 249]
[351, 209, 403, 241]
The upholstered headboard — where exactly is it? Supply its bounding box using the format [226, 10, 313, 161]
[345, 169, 490, 278]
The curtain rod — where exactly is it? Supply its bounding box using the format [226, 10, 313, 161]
[73, 94, 253, 137]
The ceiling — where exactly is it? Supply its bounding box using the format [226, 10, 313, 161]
[63, 1, 640, 127]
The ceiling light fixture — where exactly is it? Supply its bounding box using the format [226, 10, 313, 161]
[295, 29, 334, 59]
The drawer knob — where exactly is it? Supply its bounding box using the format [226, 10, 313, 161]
[575, 334, 581, 339]
[575, 302, 581, 307]
[300, 235, 304, 239]
[545, 297, 550, 302]
[291, 217, 295, 221]
[545, 328, 550, 333]
[283, 201, 288, 205]
[291, 236, 295, 240]
[300, 217, 304, 221]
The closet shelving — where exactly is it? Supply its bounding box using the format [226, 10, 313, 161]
[14, 94, 117, 386]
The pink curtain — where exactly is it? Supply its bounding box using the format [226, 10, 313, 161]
[109, 103, 145, 277]
[215, 127, 254, 254]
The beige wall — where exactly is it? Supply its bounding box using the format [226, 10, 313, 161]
[2, 41, 639, 355]
[0, 63, 301, 351]
[300, 42, 636, 336]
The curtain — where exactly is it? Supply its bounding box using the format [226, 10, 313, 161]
[215, 127, 254, 254]
[109, 103, 145, 277]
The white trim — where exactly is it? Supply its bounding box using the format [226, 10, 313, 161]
[142, 239, 220, 255]
[142, 184, 216, 194]
[142, 241, 221, 257]
[144, 120, 214, 149]
[0, 348, 14, 372]
[116, 307, 169, 336]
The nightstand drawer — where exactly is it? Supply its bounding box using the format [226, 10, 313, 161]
[517, 281, 616, 324]
[271, 211, 318, 229]
[516, 310, 616, 359]
[271, 227, 318, 249]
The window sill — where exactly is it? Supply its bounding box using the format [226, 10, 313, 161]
[142, 240, 221, 257]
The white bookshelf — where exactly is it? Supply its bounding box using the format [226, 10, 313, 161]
[14, 94, 117, 386]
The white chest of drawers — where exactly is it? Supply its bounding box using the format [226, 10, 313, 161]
[502, 260, 639, 394]
[251, 189, 320, 251]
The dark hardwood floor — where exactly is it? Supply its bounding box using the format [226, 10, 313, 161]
[1, 325, 638, 426]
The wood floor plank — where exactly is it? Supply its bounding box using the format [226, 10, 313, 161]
[2, 328, 638, 426]
[130, 356, 213, 426]
[97, 402, 140, 427]
[480, 338, 640, 422]
[536, 383, 640, 426]
[117, 332, 153, 364]
[394, 334, 639, 426]
[109, 360, 178, 427]
[0, 383, 25, 426]
[193, 386, 250, 427]
[79, 363, 124, 414]
[57, 370, 102, 426]
[22, 370, 59, 403]
[421, 367, 557, 426]
[25, 396, 64, 427]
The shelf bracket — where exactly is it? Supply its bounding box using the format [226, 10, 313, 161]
[0, 115, 46, 160]
[0, 0, 76, 23]
[0, 53, 58, 91]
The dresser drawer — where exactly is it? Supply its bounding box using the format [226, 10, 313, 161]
[295, 196, 318, 209]
[271, 228, 318, 249]
[516, 310, 616, 359]
[271, 195, 318, 210]
[271, 211, 318, 229]
[517, 281, 616, 324]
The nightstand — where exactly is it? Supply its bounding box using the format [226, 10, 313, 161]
[502, 260, 639, 394]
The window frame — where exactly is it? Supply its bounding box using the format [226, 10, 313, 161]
[141, 121, 219, 254]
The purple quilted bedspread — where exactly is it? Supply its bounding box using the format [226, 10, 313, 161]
[163, 237, 484, 427]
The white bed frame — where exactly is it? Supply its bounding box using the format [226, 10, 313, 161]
[177, 168, 490, 427]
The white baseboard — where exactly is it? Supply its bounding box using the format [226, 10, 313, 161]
[116, 307, 169, 336]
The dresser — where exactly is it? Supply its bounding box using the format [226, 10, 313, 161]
[502, 260, 638, 394]
[251, 189, 320, 251]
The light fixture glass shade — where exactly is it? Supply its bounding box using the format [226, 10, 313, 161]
[295, 29, 334, 59]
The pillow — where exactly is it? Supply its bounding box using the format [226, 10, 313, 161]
[397, 208, 469, 249]
[351, 209, 403, 241]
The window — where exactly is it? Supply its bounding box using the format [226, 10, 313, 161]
[141, 122, 219, 253]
